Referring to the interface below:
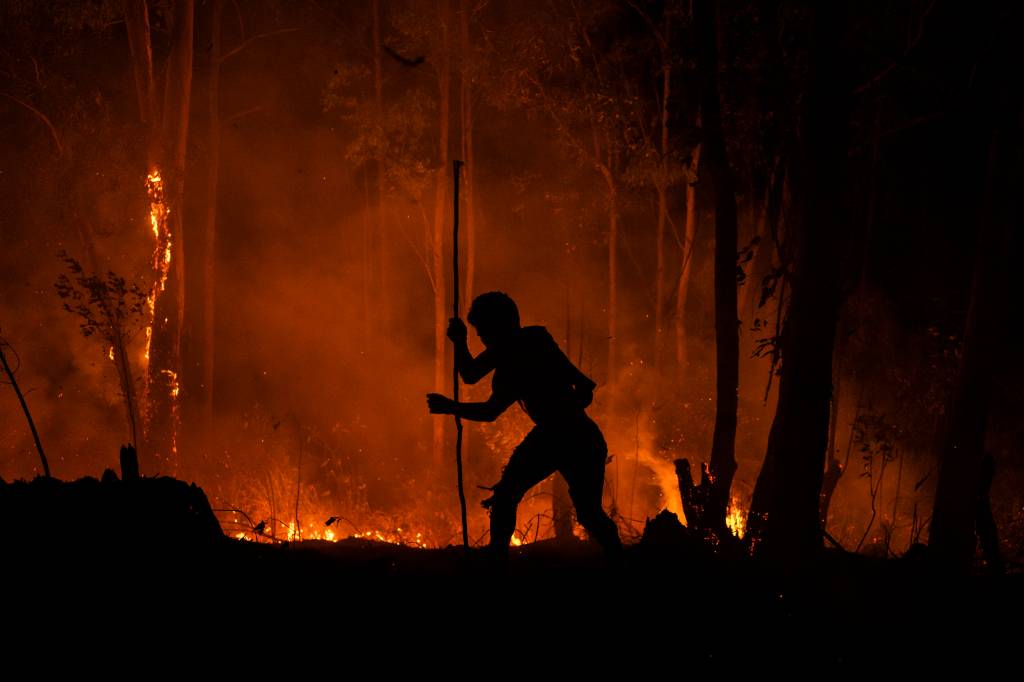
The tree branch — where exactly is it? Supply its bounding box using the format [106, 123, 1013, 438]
[1, 92, 63, 156]
[220, 27, 301, 63]
[853, 0, 937, 94]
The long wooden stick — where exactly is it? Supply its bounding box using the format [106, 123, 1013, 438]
[453, 159, 468, 550]
[0, 339, 51, 477]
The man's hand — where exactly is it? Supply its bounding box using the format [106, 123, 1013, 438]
[446, 317, 468, 343]
[426, 393, 456, 415]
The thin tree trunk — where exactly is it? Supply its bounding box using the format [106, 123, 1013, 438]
[741, 163, 779, 325]
[675, 140, 700, 372]
[459, 0, 476, 308]
[696, 0, 738, 533]
[819, 345, 843, 529]
[0, 341, 50, 477]
[605, 171, 618, 390]
[373, 0, 389, 331]
[653, 19, 671, 375]
[125, 0, 158, 135]
[431, 1, 452, 468]
[202, 0, 222, 463]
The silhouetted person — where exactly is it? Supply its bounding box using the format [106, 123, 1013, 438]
[427, 291, 622, 560]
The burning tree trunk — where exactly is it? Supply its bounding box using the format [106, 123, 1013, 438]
[125, 0, 195, 474]
[431, 0, 452, 468]
[747, 2, 847, 562]
[696, 0, 738, 533]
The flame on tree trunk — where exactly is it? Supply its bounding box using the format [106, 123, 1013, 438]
[126, 0, 195, 474]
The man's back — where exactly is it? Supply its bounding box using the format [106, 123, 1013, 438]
[491, 326, 589, 425]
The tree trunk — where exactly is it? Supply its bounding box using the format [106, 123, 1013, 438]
[675, 140, 700, 372]
[145, 0, 193, 475]
[605, 173, 618, 390]
[747, 2, 847, 563]
[373, 0, 389, 331]
[929, 130, 1014, 570]
[740, 163, 779, 326]
[653, 20, 671, 375]
[0, 340, 50, 477]
[431, 1, 452, 469]
[125, 0, 158, 135]
[819, 346, 843, 529]
[202, 0, 222, 464]
[696, 0, 738, 534]
[459, 0, 476, 309]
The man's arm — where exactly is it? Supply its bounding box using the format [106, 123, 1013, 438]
[448, 318, 495, 384]
[426, 390, 516, 422]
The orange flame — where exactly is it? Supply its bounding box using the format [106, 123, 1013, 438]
[726, 495, 746, 539]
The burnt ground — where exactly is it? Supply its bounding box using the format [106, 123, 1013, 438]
[2, 473, 1021, 667]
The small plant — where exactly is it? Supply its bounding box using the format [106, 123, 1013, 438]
[55, 251, 149, 449]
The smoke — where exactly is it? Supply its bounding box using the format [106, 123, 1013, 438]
[0, 0, 978, 552]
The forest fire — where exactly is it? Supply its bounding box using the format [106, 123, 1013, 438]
[143, 168, 169, 368]
[726, 496, 746, 539]
[1, 3, 1021, 653]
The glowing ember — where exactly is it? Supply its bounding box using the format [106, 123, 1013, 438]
[108, 346, 115, 362]
[225, 513, 430, 548]
[162, 369, 180, 398]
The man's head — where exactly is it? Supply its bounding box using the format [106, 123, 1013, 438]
[468, 291, 520, 347]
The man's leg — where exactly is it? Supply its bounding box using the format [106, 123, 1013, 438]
[561, 423, 622, 555]
[485, 428, 557, 556]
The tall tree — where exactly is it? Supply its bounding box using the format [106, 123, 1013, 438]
[747, 2, 848, 562]
[431, 0, 453, 468]
[674, 136, 700, 371]
[695, 0, 738, 534]
[125, 0, 195, 474]
[929, 11, 1018, 570]
[458, 0, 478, 308]
[201, 0, 223, 465]
[372, 0, 390, 331]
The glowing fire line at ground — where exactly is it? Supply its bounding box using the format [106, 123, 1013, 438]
[230, 518, 429, 548]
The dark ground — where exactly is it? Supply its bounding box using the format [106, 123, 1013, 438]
[3, 473, 1021, 668]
